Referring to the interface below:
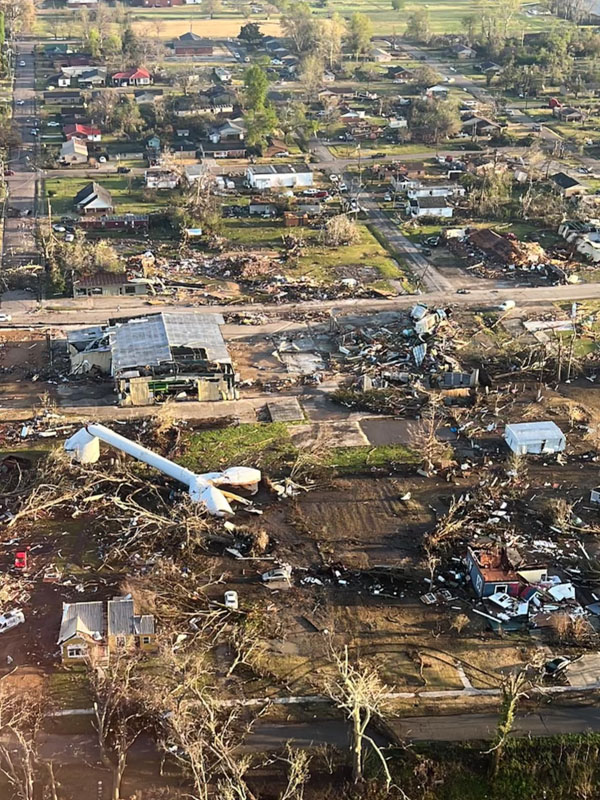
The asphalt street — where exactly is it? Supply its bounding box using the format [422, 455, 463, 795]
[3, 41, 39, 268]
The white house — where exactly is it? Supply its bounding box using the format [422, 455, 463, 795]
[145, 168, 180, 190]
[246, 164, 313, 191]
[504, 421, 566, 455]
[60, 137, 88, 164]
[407, 185, 465, 199]
[408, 196, 453, 218]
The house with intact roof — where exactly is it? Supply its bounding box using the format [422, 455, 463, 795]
[60, 137, 88, 164]
[112, 67, 151, 87]
[74, 182, 114, 214]
[171, 31, 214, 57]
[58, 597, 156, 665]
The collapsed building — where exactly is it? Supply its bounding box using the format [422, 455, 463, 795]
[67, 312, 237, 405]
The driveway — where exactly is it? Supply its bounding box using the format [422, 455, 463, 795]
[3, 40, 39, 268]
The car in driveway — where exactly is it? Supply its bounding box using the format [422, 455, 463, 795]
[0, 314, 12, 322]
[16, 99, 24, 105]
[19, 60, 26, 67]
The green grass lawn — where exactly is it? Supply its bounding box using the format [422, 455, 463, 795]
[223, 216, 408, 287]
[181, 423, 418, 477]
[296, 224, 405, 283]
[45, 175, 173, 217]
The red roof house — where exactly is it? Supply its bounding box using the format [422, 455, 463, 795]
[64, 123, 102, 141]
[112, 67, 151, 86]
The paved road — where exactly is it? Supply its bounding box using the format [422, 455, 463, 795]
[249, 706, 600, 750]
[3, 41, 39, 268]
[6, 279, 600, 328]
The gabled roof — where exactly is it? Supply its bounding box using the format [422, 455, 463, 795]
[58, 601, 104, 644]
[61, 137, 88, 157]
[551, 171, 581, 190]
[74, 271, 129, 288]
[74, 181, 113, 208]
[64, 123, 101, 136]
[112, 67, 150, 80]
[175, 32, 213, 45]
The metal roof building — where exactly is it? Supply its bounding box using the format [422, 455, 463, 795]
[504, 421, 566, 455]
[110, 312, 231, 375]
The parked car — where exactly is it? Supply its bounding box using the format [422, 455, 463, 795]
[47, 121, 60, 127]
[64, 233, 75, 242]
[329, 174, 339, 183]
[16, 99, 25, 105]
[3, 170, 14, 176]
[117, 166, 131, 174]
[29, 129, 38, 136]
[262, 566, 292, 583]
[425, 236, 440, 246]
[338, 182, 348, 192]
[19, 60, 26, 67]
[0, 610, 25, 634]
[224, 591, 239, 610]
[456, 288, 470, 294]
[384, 192, 392, 201]
[14, 549, 29, 570]
[52, 224, 66, 232]
[0, 314, 12, 322]
[302, 188, 320, 196]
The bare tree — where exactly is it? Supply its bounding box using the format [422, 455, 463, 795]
[0, 688, 46, 800]
[486, 669, 531, 775]
[320, 214, 359, 247]
[87, 653, 143, 800]
[323, 645, 393, 788]
[279, 745, 311, 800]
[410, 395, 452, 473]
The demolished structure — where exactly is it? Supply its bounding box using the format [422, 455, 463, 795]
[64, 422, 261, 516]
[68, 312, 237, 405]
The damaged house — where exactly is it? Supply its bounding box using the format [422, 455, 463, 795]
[467, 543, 548, 598]
[68, 312, 237, 405]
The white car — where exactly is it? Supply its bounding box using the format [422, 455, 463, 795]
[16, 99, 25, 105]
[19, 60, 26, 67]
[384, 192, 392, 201]
[47, 121, 60, 127]
[262, 565, 292, 583]
[302, 188, 319, 196]
[0, 609, 24, 633]
[224, 590, 238, 610]
[0, 314, 12, 322]
[52, 224, 65, 233]
[338, 182, 348, 192]
[64, 233, 74, 242]
[330, 174, 339, 183]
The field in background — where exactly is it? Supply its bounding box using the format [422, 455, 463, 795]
[36, 0, 555, 41]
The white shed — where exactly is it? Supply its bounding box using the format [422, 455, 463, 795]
[504, 421, 566, 455]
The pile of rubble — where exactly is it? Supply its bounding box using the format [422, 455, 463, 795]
[329, 306, 474, 410]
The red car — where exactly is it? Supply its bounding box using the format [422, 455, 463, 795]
[14, 549, 29, 570]
[4, 170, 14, 176]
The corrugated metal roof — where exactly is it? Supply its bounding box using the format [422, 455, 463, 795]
[58, 601, 104, 643]
[136, 615, 155, 635]
[505, 421, 565, 444]
[110, 312, 231, 373]
[108, 599, 135, 636]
